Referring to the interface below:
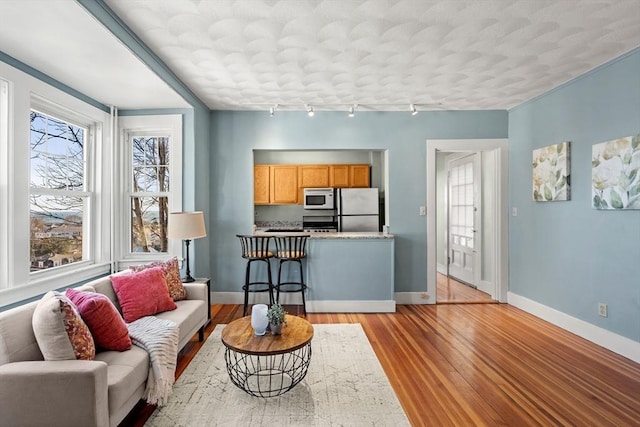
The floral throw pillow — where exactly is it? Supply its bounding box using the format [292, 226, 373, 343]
[130, 257, 187, 301]
[32, 291, 96, 361]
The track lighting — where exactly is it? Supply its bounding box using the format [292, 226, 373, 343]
[410, 104, 418, 116]
[269, 104, 279, 117]
[306, 104, 314, 117]
[348, 104, 356, 117]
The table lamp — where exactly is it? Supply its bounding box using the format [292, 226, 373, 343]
[168, 211, 207, 282]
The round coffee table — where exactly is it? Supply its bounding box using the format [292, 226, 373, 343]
[221, 315, 314, 397]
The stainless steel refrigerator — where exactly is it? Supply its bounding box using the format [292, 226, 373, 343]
[336, 188, 380, 232]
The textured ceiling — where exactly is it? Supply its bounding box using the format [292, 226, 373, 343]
[105, 0, 640, 111]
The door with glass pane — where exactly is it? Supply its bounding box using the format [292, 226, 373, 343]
[447, 153, 480, 286]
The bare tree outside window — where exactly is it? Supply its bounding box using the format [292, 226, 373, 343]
[130, 136, 170, 253]
[29, 111, 88, 271]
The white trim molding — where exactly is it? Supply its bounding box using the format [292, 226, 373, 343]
[394, 292, 429, 305]
[508, 292, 640, 363]
[211, 291, 396, 313]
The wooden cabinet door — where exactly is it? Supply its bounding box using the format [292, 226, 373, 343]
[298, 165, 330, 203]
[254, 165, 270, 205]
[350, 164, 370, 188]
[270, 165, 298, 204]
[329, 165, 350, 188]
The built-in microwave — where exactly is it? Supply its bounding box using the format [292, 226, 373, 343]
[303, 188, 335, 210]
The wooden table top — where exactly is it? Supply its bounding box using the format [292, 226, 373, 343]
[221, 315, 314, 356]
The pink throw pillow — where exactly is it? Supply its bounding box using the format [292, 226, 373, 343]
[66, 288, 132, 351]
[110, 267, 177, 323]
[130, 257, 187, 301]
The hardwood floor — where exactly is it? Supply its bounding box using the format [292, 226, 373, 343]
[120, 304, 640, 427]
[437, 272, 495, 303]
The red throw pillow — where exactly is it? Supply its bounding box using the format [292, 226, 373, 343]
[110, 267, 177, 323]
[66, 288, 132, 351]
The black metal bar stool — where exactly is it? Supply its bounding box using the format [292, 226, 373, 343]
[236, 235, 274, 316]
[273, 235, 310, 315]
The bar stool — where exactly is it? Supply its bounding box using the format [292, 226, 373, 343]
[236, 235, 274, 316]
[273, 235, 310, 315]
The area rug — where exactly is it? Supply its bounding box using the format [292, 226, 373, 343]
[146, 323, 410, 426]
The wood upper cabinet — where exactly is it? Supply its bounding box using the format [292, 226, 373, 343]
[330, 164, 370, 188]
[349, 164, 371, 188]
[253, 165, 270, 205]
[298, 165, 330, 202]
[270, 165, 298, 204]
[329, 165, 350, 188]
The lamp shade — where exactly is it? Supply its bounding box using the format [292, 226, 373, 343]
[168, 211, 207, 240]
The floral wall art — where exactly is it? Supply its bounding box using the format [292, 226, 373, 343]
[592, 135, 640, 210]
[532, 141, 571, 201]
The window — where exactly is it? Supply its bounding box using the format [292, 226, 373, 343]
[0, 79, 8, 288]
[130, 135, 170, 253]
[118, 114, 182, 265]
[29, 109, 92, 272]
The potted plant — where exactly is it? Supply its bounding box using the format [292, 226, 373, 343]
[266, 303, 287, 335]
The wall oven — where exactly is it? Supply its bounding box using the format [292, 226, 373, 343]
[303, 188, 335, 210]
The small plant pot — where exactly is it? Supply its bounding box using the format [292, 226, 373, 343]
[270, 323, 283, 335]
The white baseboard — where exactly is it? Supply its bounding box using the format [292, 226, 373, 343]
[211, 292, 396, 313]
[437, 263, 447, 275]
[508, 292, 640, 363]
[394, 292, 432, 304]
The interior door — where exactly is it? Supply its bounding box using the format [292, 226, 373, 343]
[447, 153, 480, 286]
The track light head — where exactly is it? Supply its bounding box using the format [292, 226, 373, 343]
[306, 104, 314, 117]
[348, 105, 355, 117]
[410, 104, 418, 115]
[269, 104, 279, 117]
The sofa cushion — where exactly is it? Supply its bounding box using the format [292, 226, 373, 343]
[32, 291, 95, 361]
[130, 257, 187, 301]
[110, 267, 177, 323]
[66, 288, 132, 351]
[95, 345, 149, 418]
[155, 299, 206, 349]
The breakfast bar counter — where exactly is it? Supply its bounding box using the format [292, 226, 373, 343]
[254, 230, 395, 312]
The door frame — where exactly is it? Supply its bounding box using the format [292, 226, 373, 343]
[426, 139, 509, 303]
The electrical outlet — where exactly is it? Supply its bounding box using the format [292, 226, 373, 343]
[419, 206, 426, 216]
[598, 303, 608, 317]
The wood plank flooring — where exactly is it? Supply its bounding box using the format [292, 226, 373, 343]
[120, 304, 640, 427]
[437, 272, 495, 303]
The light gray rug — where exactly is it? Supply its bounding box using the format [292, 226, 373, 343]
[146, 323, 410, 426]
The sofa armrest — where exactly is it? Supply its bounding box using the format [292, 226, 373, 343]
[0, 360, 109, 427]
[183, 281, 207, 302]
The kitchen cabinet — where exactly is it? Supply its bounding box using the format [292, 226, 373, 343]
[270, 165, 298, 204]
[254, 165, 270, 205]
[349, 164, 370, 188]
[298, 165, 330, 202]
[330, 164, 370, 188]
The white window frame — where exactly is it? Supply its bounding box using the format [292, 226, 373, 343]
[0, 61, 112, 307]
[0, 79, 10, 290]
[116, 114, 182, 269]
[28, 103, 95, 274]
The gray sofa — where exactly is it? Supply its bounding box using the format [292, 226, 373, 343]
[0, 274, 209, 427]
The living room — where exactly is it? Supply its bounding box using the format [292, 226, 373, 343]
[0, 1, 639, 426]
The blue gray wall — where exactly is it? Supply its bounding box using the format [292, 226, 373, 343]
[209, 110, 508, 295]
[508, 48, 640, 341]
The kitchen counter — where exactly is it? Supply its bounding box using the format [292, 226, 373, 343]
[255, 229, 394, 239]
[252, 228, 395, 312]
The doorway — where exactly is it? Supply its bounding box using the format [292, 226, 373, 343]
[426, 139, 509, 304]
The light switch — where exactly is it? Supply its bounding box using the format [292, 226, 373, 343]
[419, 206, 426, 216]
[512, 207, 518, 217]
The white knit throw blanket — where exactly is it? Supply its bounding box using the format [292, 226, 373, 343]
[128, 316, 179, 406]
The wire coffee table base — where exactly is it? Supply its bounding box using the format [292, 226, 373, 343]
[224, 342, 312, 397]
